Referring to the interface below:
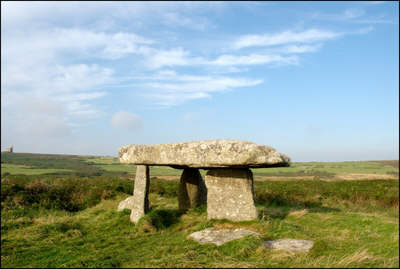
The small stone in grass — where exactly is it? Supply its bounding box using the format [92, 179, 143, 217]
[264, 238, 314, 252]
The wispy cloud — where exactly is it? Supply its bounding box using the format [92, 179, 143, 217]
[144, 49, 301, 69]
[232, 29, 342, 50]
[1, 1, 223, 31]
[162, 11, 213, 31]
[129, 71, 263, 107]
[343, 8, 366, 19]
[310, 7, 394, 24]
[278, 44, 322, 54]
[1, 2, 381, 134]
[144, 47, 198, 69]
[2, 26, 152, 118]
[210, 54, 299, 66]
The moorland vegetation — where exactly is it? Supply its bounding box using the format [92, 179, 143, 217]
[1, 152, 398, 268]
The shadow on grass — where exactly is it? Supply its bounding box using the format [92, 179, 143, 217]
[255, 193, 340, 220]
[144, 208, 184, 230]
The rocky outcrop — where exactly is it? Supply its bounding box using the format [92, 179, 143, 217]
[119, 139, 290, 169]
[205, 168, 258, 221]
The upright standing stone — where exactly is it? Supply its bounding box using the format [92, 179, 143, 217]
[205, 168, 258, 221]
[130, 165, 150, 223]
[178, 168, 207, 211]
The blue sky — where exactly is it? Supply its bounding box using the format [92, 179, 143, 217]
[1, 1, 398, 161]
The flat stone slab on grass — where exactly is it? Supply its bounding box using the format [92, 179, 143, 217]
[188, 228, 260, 246]
[119, 139, 290, 169]
[264, 239, 314, 252]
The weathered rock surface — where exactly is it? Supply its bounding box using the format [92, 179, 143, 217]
[130, 165, 150, 223]
[188, 228, 260, 246]
[117, 196, 135, 211]
[119, 139, 290, 169]
[178, 168, 207, 211]
[205, 168, 258, 221]
[264, 239, 314, 252]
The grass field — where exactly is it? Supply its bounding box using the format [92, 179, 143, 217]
[1, 163, 74, 175]
[1, 152, 399, 268]
[2, 152, 398, 179]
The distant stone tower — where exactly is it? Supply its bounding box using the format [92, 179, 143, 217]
[6, 145, 13, 153]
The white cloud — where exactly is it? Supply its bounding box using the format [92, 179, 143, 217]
[1, 94, 73, 139]
[310, 8, 363, 21]
[144, 50, 300, 69]
[343, 8, 365, 19]
[1, 1, 222, 35]
[2, 26, 139, 118]
[4, 27, 153, 62]
[146, 92, 212, 107]
[352, 26, 375, 34]
[162, 12, 212, 31]
[111, 111, 142, 131]
[50, 64, 114, 93]
[145, 77, 263, 93]
[210, 54, 299, 66]
[60, 92, 108, 102]
[310, 8, 394, 24]
[211, 66, 249, 74]
[279, 44, 322, 54]
[233, 29, 342, 50]
[145, 47, 193, 69]
[2, 61, 113, 117]
[132, 71, 263, 107]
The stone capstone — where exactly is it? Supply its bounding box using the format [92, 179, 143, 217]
[178, 168, 207, 212]
[188, 228, 260, 246]
[205, 168, 258, 221]
[117, 196, 135, 211]
[119, 139, 290, 169]
[264, 239, 314, 252]
[130, 165, 150, 223]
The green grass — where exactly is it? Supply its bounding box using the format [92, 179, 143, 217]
[3, 152, 398, 179]
[1, 152, 399, 267]
[254, 161, 398, 177]
[1, 175, 398, 268]
[83, 157, 399, 178]
[1, 152, 105, 177]
[85, 156, 121, 165]
[1, 163, 74, 175]
[92, 164, 138, 174]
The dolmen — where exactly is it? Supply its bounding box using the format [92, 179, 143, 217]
[118, 139, 290, 223]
